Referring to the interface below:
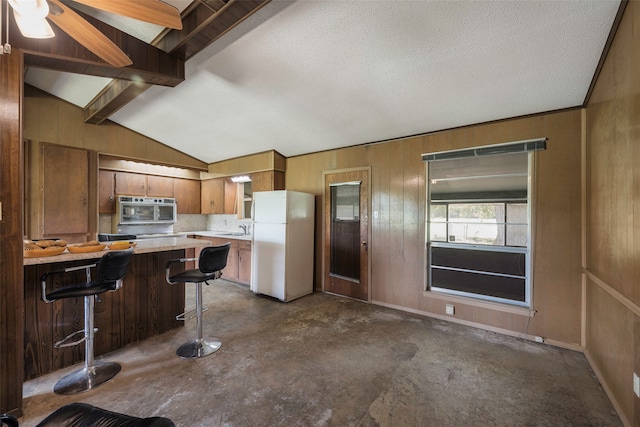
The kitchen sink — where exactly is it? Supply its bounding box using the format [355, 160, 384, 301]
[213, 231, 247, 236]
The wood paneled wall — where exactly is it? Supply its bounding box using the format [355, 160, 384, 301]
[287, 109, 583, 347]
[585, 1, 639, 425]
[208, 150, 286, 176]
[0, 50, 25, 417]
[22, 85, 207, 170]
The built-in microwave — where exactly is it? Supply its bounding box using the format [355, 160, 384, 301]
[115, 196, 177, 225]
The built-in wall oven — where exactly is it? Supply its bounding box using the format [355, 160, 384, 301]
[116, 196, 177, 224]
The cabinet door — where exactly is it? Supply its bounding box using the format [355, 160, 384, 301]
[250, 171, 274, 192]
[223, 178, 238, 214]
[43, 145, 89, 236]
[210, 237, 239, 282]
[175, 179, 201, 214]
[114, 171, 147, 196]
[238, 241, 252, 285]
[201, 179, 224, 214]
[147, 175, 174, 197]
[99, 170, 116, 213]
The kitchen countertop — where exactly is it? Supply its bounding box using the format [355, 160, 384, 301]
[188, 230, 253, 241]
[23, 237, 211, 266]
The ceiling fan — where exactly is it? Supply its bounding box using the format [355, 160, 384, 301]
[6, 0, 183, 67]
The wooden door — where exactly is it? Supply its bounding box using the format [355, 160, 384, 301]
[324, 169, 369, 301]
[43, 145, 89, 237]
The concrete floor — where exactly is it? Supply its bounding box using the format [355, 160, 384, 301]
[21, 280, 620, 426]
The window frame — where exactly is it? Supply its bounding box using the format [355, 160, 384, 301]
[424, 141, 542, 308]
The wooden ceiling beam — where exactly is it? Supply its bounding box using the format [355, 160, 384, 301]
[11, 11, 185, 87]
[83, 0, 271, 124]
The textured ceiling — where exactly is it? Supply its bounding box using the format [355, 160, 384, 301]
[25, 0, 620, 164]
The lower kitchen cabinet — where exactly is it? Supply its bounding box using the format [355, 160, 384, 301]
[194, 236, 251, 285]
[238, 240, 252, 284]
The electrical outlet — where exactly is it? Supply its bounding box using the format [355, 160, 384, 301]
[634, 373, 639, 398]
[534, 336, 545, 343]
[445, 304, 455, 316]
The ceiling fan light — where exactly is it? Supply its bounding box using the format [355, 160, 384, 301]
[12, 10, 55, 39]
[8, 0, 50, 19]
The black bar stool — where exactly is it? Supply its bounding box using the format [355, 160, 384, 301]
[40, 249, 133, 395]
[165, 243, 230, 359]
[0, 414, 18, 427]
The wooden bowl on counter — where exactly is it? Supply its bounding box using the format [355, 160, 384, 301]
[107, 241, 137, 251]
[23, 246, 66, 258]
[67, 243, 106, 253]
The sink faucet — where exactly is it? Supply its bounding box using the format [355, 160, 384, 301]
[239, 224, 248, 235]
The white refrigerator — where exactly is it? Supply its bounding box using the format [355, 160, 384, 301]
[251, 190, 315, 302]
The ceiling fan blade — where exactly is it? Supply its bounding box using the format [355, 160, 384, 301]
[46, 0, 133, 67]
[71, 0, 183, 30]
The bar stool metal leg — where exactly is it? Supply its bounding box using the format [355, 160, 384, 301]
[176, 281, 221, 359]
[53, 295, 121, 395]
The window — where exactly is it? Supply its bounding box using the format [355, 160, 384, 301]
[424, 139, 545, 307]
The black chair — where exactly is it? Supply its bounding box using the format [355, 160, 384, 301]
[3, 402, 175, 427]
[40, 249, 133, 395]
[35, 403, 175, 427]
[165, 243, 230, 359]
[0, 414, 18, 427]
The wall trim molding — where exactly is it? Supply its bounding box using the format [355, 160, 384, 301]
[585, 269, 640, 317]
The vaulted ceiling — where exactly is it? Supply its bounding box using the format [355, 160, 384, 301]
[20, 0, 622, 164]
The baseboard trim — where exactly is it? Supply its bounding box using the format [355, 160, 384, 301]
[371, 299, 583, 352]
[583, 349, 630, 427]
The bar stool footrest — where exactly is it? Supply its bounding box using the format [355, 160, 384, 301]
[175, 306, 207, 321]
[176, 338, 221, 359]
[54, 329, 86, 349]
[53, 361, 121, 395]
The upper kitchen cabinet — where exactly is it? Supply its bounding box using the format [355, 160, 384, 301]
[43, 145, 89, 236]
[174, 178, 201, 214]
[251, 171, 285, 192]
[201, 178, 224, 214]
[114, 171, 146, 195]
[114, 172, 174, 198]
[224, 179, 238, 214]
[147, 175, 175, 197]
[25, 143, 94, 242]
[99, 170, 116, 213]
[201, 178, 237, 214]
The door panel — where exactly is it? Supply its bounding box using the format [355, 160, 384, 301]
[324, 170, 369, 301]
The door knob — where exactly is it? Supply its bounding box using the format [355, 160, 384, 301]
[361, 241, 367, 246]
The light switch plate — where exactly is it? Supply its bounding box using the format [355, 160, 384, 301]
[634, 373, 640, 398]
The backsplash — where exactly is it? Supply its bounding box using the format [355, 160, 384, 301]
[99, 214, 252, 235]
[173, 214, 208, 232]
[206, 214, 253, 234]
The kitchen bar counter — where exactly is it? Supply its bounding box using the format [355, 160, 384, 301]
[23, 237, 210, 266]
[23, 237, 210, 381]
[188, 231, 252, 241]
